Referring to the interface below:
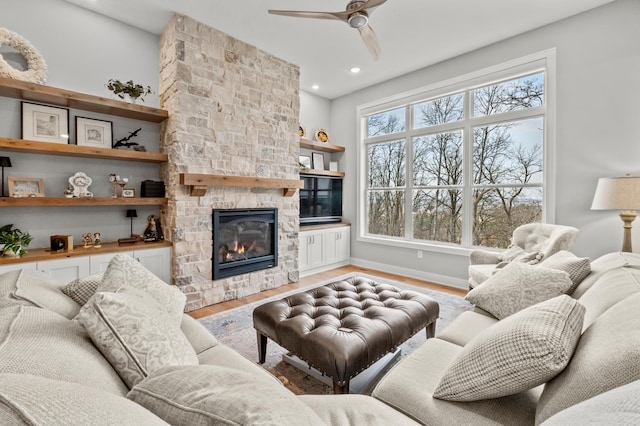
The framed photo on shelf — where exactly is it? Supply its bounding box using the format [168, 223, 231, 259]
[122, 189, 135, 198]
[21, 101, 69, 144]
[8, 177, 45, 197]
[299, 155, 311, 170]
[312, 152, 325, 170]
[76, 116, 113, 148]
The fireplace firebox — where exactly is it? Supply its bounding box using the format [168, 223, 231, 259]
[212, 208, 278, 280]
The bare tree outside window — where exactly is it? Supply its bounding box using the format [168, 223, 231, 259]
[364, 71, 545, 249]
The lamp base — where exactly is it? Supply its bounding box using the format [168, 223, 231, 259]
[619, 210, 636, 253]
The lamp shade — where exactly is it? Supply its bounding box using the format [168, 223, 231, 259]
[126, 209, 138, 218]
[591, 175, 640, 211]
[0, 156, 11, 167]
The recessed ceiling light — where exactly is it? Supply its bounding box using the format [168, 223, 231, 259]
[312, 84, 319, 90]
[350, 67, 361, 74]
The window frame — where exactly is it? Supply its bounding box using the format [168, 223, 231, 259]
[356, 50, 556, 255]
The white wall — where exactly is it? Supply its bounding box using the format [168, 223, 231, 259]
[0, 0, 162, 247]
[328, 0, 640, 285]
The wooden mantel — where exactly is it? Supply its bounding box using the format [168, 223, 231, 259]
[179, 173, 304, 197]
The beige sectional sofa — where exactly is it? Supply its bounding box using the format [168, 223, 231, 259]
[1, 252, 639, 425]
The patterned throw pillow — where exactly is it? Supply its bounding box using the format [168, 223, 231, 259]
[80, 254, 185, 325]
[127, 365, 325, 426]
[540, 250, 591, 293]
[465, 261, 573, 319]
[433, 295, 585, 402]
[76, 291, 199, 389]
[62, 272, 104, 306]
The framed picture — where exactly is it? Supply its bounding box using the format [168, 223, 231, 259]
[312, 152, 325, 170]
[122, 189, 135, 198]
[76, 116, 113, 148]
[8, 177, 45, 197]
[315, 128, 330, 143]
[299, 155, 311, 170]
[21, 102, 69, 144]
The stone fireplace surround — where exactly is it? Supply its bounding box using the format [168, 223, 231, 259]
[159, 14, 301, 312]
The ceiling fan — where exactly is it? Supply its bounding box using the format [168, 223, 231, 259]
[268, 0, 388, 60]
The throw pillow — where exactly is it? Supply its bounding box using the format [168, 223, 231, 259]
[539, 250, 591, 293]
[433, 295, 585, 401]
[0, 373, 168, 425]
[62, 272, 104, 306]
[82, 254, 185, 325]
[465, 261, 573, 319]
[127, 365, 325, 426]
[76, 291, 199, 388]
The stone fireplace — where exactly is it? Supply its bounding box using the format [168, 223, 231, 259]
[159, 14, 301, 311]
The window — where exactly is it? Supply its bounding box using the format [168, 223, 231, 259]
[359, 54, 553, 251]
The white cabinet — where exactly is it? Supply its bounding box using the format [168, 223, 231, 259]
[0, 246, 171, 283]
[299, 225, 350, 276]
[299, 229, 325, 272]
[324, 226, 351, 265]
[89, 247, 171, 283]
[37, 257, 91, 282]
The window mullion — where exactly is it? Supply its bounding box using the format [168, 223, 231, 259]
[405, 107, 414, 241]
[461, 90, 474, 247]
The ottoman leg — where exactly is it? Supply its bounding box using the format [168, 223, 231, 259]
[256, 331, 268, 364]
[426, 320, 437, 339]
[333, 379, 350, 394]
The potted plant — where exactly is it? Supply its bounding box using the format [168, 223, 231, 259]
[105, 79, 153, 103]
[0, 224, 33, 257]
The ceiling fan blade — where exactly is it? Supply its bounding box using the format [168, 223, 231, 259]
[358, 24, 381, 60]
[268, 9, 349, 23]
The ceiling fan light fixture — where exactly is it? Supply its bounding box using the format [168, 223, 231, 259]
[348, 12, 368, 29]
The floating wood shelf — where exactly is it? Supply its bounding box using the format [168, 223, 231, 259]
[300, 137, 345, 153]
[300, 169, 345, 178]
[179, 173, 304, 197]
[0, 76, 168, 123]
[0, 240, 172, 266]
[0, 197, 167, 207]
[0, 138, 168, 163]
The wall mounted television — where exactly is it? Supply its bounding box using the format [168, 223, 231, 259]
[299, 176, 343, 225]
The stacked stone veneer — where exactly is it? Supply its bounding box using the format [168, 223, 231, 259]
[159, 14, 301, 312]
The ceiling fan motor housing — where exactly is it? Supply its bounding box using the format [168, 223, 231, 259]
[348, 11, 368, 28]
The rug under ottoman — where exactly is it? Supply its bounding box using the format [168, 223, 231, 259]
[253, 276, 440, 393]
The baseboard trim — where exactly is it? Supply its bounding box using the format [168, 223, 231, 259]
[349, 257, 469, 290]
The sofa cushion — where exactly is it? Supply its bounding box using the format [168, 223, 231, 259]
[433, 295, 585, 401]
[127, 365, 326, 426]
[571, 251, 640, 299]
[0, 269, 80, 319]
[0, 305, 128, 395]
[436, 310, 498, 347]
[539, 379, 640, 426]
[465, 262, 573, 319]
[62, 272, 104, 306]
[84, 254, 185, 324]
[535, 292, 640, 424]
[0, 373, 168, 425]
[299, 394, 421, 426]
[539, 250, 591, 292]
[372, 337, 540, 425]
[467, 264, 497, 288]
[76, 291, 199, 388]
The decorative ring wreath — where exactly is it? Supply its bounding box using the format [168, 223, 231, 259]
[0, 28, 47, 84]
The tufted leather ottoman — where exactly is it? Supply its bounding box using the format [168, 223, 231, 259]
[253, 276, 439, 394]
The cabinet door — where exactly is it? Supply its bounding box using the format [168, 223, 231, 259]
[90, 251, 134, 274]
[0, 261, 38, 275]
[133, 246, 171, 283]
[37, 257, 90, 282]
[324, 226, 351, 264]
[299, 230, 325, 271]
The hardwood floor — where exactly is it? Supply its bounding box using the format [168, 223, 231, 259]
[188, 265, 468, 319]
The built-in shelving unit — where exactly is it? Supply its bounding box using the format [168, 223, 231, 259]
[0, 197, 167, 207]
[300, 137, 345, 153]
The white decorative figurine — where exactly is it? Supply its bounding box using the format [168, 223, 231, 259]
[69, 172, 93, 197]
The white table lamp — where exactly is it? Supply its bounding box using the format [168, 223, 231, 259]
[591, 174, 640, 252]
